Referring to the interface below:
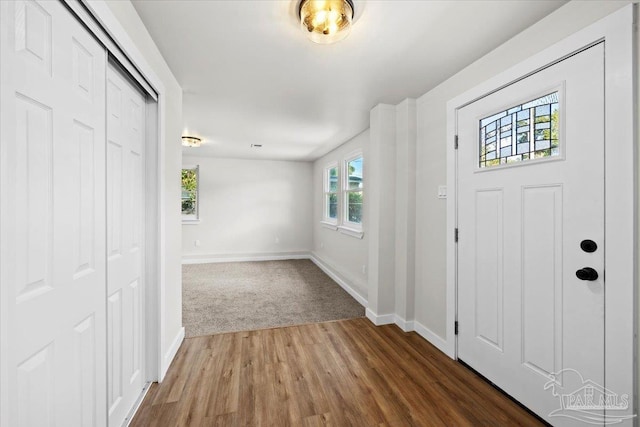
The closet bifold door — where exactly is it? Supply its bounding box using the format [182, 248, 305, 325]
[105, 59, 147, 427]
[0, 0, 108, 426]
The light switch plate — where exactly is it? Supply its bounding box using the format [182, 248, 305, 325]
[438, 185, 447, 199]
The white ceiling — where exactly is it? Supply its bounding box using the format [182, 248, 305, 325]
[131, 0, 567, 161]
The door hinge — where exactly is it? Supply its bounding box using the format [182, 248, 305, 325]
[455, 228, 459, 242]
[454, 135, 459, 150]
[455, 321, 459, 335]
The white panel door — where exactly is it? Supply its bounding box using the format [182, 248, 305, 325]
[457, 44, 605, 425]
[0, 0, 107, 425]
[106, 62, 146, 427]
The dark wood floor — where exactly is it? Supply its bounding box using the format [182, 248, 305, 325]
[131, 318, 543, 426]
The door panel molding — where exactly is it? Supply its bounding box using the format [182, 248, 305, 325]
[473, 188, 504, 351]
[1, 1, 109, 425]
[520, 184, 563, 378]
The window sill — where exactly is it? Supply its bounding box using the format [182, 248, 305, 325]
[320, 221, 338, 230]
[182, 219, 201, 225]
[338, 226, 364, 239]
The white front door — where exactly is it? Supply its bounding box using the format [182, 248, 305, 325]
[457, 44, 605, 425]
[106, 62, 146, 426]
[0, 0, 108, 425]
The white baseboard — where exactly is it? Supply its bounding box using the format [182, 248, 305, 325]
[394, 315, 415, 332]
[365, 311, 450, 357]
[309, 253, 368, 307]
[365, 308, 395, 325]
[413, 321, 451, 357]
[182, 252, 310, 264]
[160, 326, 185, 381]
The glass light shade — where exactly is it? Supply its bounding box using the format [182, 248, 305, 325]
[181, 136, 201, 147]
[299, 0, 354, 44]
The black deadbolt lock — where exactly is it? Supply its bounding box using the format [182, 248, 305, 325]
[576, 267, 598, 281]
[580, 239, 598, 253]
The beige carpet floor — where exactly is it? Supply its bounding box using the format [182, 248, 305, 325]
[182, 259, 365, 338]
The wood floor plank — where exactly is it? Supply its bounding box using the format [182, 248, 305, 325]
[344, 323, 469, 425]
[131, 318, 544, 427]
[301, 413, 331, 427]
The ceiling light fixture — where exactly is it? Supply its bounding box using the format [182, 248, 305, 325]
[181, 136, 201, 147]
[299, 0, 354, 45]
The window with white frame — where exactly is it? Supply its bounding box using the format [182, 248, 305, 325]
[343, 154, 363, 229]
[323, 163, 338, 223]
[181, 165, 199, 221]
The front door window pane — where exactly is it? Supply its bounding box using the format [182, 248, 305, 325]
[479, 92, 559, 168]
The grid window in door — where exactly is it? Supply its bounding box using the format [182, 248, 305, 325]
[479, 91, 560, 168]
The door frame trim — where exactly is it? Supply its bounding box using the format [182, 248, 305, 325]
[445, 3, 636, 419]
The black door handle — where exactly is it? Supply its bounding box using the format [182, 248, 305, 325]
[576, 267, 598, 281]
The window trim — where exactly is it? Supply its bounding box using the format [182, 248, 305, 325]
[319, 152, 364, 239]
[338, 225, 364, 239]
[323, 162, 339, 225]
[342, 151, 363, 231]
[181, 164, 200, 223]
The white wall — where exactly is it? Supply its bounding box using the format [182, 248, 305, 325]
[312, 130, 369, 299]
[367, 106, 397, 317]
[182, 157, 313, 260]
[104, 0, 184, 376]
[413, 0, 632, 339]
[394, 99, 417, 323]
